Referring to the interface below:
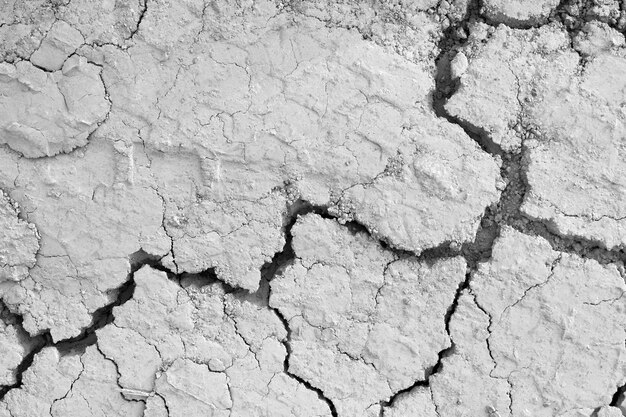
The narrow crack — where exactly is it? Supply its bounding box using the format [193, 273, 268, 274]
[498, 254, 563, 321]
[49, 354, 85, 414]
[152, 186, 179, 273]
[469, 291, 498, 372]
[127, 0, 148, 42]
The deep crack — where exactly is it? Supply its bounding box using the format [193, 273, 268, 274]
[432, 0, 626, 267]
[259, 200, 341, 417]
[378, 0, 626, 412]
[380, 205, 500, 412]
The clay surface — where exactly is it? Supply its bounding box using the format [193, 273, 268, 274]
[0, 0, 624, 416]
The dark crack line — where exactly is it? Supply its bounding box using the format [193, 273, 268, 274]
[258, 199, 341, 417]
[156, 392, 171, 417]
[272, 305, 339, 417]
[379, 204, 498, 413]
[433, 0, 626, 268]
[0, 250, 221, 403]
[280, 196, 473, 267]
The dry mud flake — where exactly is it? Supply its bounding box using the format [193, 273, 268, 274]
[99, 0, 500, 289]
[445, 23, 573, 152]
[383, 291, 510, 416]
[0, 137, 170, 341]
[383, 227, 626, 416]
[522, 42, 626, 250]
[94, 265, 332, 417]
[476, 231, 626, 416]
[447, 22, 626, 249]
[29, 20, 84, 72]
[0, 345, 144, 417]
[0, 56, 110, 158]
[269, 214, 466, 417]
[2, 265, 331, 416]
[596, 407, 626, 417]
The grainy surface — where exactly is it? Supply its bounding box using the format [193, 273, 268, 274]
[0, 0, 625, 416]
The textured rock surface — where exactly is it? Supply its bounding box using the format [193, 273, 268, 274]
[97, 265, 332, 416]
[0, 0, 56, 62]
[270, 214, 466, 416]
[479, 231, 626, 416]
[0, 0, 501, 321]
[0, 0, 625, 416]
[0, 190, 39, 283]
[0, 57, 110, 157]
[445, 23, 575, 152]
[382, 228, 626, 416]
[97, 6, 500, 287]
[0, 137, 170, 341]
[448, 22, 626, 250]
[0, 345, 145, 417]
[522, 45, 626, 249]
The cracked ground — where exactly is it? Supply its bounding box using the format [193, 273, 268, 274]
[0, 0, 625, 415]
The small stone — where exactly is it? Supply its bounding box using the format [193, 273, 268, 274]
[450, 52, 469, 79]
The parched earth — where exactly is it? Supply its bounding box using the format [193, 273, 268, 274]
[0, 0, 625, 416]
